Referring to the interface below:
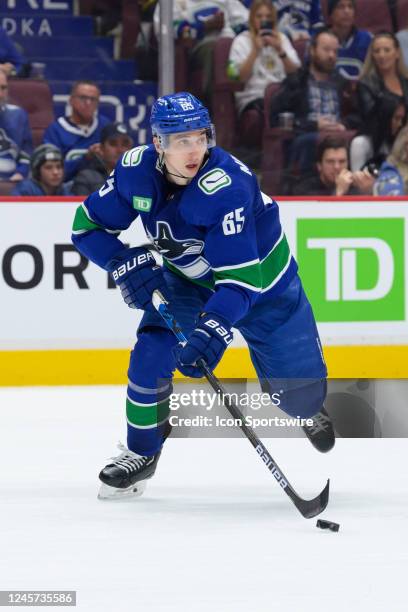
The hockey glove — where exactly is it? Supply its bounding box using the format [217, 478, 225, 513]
[175, 312, 233, 378]
[106, 246, 168, 313]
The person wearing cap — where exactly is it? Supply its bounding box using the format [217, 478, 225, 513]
[71, 122, 133, 196]
[11, 144, 72, 196]
[327, 0, 372, 80]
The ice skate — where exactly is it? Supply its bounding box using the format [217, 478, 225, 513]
[302, 407, 335, 453]
[98, 442, 162, 500]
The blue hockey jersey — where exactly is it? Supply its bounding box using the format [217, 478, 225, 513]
[43, 114, 110, 181]
[274, 0, 324, 39]
[0, 103, 32, 179]
[336, 28, 372, 80]
[72, 145, 297, 324]
[11, 178, 72, 196]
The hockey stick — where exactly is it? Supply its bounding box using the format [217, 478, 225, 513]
[152, 290, 329, 519]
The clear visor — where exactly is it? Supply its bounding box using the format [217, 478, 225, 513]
[155, 125, 216, 152]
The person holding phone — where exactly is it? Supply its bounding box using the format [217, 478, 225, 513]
[228, 0, 300, 117]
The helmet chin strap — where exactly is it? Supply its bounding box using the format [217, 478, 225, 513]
[158, 152, 191, 183]
[159, 151, 208, 184]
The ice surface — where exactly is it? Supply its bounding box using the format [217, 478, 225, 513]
[1, 386, 407, 612]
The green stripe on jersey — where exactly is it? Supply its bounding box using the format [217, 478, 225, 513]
[126, 397, 170, 428]
[214, 259, 262, 290]
[72, 204, 103, 234]
[213, 234, 291, 292]
[163, 260, 215, 290]
[163, 234, 291, 294]
[260, 233, 291, 290]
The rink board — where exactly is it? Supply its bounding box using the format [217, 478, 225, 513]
[1, 196, 408, 383]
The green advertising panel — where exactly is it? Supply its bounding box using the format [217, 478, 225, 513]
[297, 218, 405, 322]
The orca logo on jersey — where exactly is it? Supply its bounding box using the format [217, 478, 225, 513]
[112, 252, 154, 281]
[150, 221, 204, 261]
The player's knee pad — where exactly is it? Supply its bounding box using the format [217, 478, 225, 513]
[263, 378, 327, 419]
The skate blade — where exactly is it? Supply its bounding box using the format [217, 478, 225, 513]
[97, 479, 147, 501]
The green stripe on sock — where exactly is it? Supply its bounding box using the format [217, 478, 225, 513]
[126, 397, 170, 427]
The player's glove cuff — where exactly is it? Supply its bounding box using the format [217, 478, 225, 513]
[174, 312, 233, 378]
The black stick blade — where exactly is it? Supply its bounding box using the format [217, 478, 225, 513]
[292, 479, 330, 519]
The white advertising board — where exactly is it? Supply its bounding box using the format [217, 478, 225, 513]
[1, 198, 407, 350]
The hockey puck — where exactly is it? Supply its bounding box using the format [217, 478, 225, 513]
[316, 519, 340, 532]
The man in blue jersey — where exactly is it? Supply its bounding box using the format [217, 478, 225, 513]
[0, 69, 32, 181]
[328, 0, 372, 80]
[43, 80, 110, 182]
[71, 92, 335, 500]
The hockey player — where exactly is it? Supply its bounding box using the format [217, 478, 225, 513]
[71, 92, 335, 500]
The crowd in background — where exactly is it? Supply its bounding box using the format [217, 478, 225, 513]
[1, 0, 408, 196]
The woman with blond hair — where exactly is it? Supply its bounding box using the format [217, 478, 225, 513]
[228, 0, 300, 117]
[350, 31, 408, 171]
[374, 123, 408, 195]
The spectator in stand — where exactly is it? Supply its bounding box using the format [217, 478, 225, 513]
[327, 0, 372, 80]
[43, 80, 110, 181]
[275, 0, 324, 42]
[350, 32, 408, 171]
[11, 144, 72, 196]
[374, 124, 408, 195]
[154, 0, 249, 105]
[292, 135, 374, 195]
[228, 0, 300, 119]
[0, 69, 32, 182]
[71, 122, 133, 196]
[269, 29, 359, 174]
[0, 26, 24, 76]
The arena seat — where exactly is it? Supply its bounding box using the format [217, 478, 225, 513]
[79, 0, 141, 59]
[121, 0, 142, 59]
[260, 83, 288, 196]
[396, 0, 408, 30]
[292, 38, 309, 64]
[212, 37, 264, 151]
[8, 79, 55, 147]
[0, 181, 16, 196]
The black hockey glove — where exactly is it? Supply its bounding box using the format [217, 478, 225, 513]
[174, 312, 233, 378]
[106, 246, 169, 313]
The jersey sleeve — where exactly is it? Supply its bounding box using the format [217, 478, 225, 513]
[15, 109, 32, 177]
[71, 161, 138, 269]
[229, 32, 251, 68]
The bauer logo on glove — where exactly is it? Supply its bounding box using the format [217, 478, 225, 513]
[175, 312, 234, 378]
[111, 251, 155, 282]
[106, 246, 169, 313]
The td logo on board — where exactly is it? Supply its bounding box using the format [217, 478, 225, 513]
[297, 218, 405, 322]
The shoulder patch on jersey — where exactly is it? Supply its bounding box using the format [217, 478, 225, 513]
[198, 167, 232, 195]
[133, 195, 152, 212]
[122, 145, 149, 167]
